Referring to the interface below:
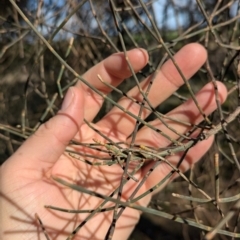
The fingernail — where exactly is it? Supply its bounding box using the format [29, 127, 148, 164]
[136, 48, 148, 57]
[61, 87, 74, 111]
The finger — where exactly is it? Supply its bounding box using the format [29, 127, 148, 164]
[3, 86, 85, 177]
[139, 136, 215, 204]
[134, 81, 227, 148]
[98, 43, 208, 137]
[77, 48, 149, 121]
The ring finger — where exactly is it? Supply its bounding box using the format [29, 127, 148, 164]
[133, 81, 227, 148]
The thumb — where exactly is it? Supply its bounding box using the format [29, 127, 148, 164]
[7, 86, 84, 171]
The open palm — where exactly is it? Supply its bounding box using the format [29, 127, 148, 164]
[0, 43, 227, 240]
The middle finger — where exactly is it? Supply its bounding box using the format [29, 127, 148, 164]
[97, 43, 207, 138]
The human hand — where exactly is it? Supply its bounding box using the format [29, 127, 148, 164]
[0, 43, 227, 240]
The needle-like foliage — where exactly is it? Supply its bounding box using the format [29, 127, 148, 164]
[1, 1, 240, 239]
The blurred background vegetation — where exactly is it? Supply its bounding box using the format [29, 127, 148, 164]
[1, 0, 240, 239]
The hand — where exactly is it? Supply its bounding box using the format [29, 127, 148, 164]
[0, 43, 227, 240]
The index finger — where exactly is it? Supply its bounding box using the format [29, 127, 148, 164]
[76, 48, 149, 121]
